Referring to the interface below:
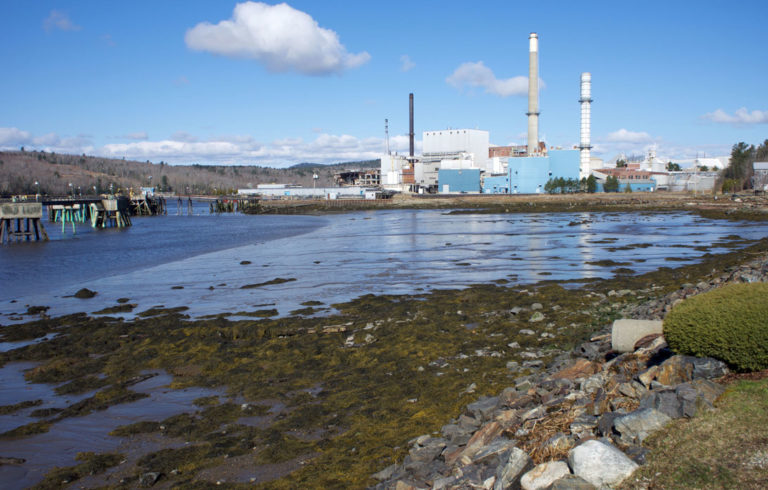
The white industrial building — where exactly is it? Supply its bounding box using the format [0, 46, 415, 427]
[380, 154, 413, 192]
[414, 129, 500, 191]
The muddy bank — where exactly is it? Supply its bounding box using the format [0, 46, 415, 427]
[246, 192, 768, 221]
[1, 238, 768, 488]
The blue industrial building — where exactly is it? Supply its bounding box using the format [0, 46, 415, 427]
[486, 149, 580, 194]
[438, 168, 482, 193]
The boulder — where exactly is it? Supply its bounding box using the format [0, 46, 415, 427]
[611, 319, 663, 353]
[493, 447, 534, 490]
[529, 312, 545, 323]
[520, 461, 571, 490]
[568, 440, 638, 488]
[614, 408, 671, 444]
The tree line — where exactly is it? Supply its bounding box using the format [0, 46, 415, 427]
[0, 149, 379, 197]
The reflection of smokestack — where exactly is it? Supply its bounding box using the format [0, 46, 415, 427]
[579, 72, 592, 179]
[409, 93, 414, 158]
[527, 33, 539, 155]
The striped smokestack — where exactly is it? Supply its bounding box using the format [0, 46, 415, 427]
[409, 93, 414, 158]
[527, 33, 539, 155]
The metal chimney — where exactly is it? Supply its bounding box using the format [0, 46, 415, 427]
[527, 33, 539, 156]
[409, 93, 414, 158]
[579, 72, 592, 179]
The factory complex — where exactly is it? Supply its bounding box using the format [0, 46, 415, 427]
[241, 32, 723, 200]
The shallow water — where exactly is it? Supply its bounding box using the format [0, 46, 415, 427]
[0, 366, 222, 490]
[2, 209, 768, 323]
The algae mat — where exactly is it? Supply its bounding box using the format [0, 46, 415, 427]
[2, 239, 768, 488]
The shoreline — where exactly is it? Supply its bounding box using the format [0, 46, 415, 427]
[1, 211, 767, 487]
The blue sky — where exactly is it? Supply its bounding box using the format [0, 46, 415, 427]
[1, 1, 766, 166]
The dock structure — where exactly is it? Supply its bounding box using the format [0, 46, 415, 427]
[0, 202, 49, 243]
[90, 197, 132, 228]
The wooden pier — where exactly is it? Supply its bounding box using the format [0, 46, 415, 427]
[0, 202, 49, 243]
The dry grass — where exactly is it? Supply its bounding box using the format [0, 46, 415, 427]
[626, 375, 768, 489]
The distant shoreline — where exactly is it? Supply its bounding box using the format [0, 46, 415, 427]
[245, 191, 768, 221]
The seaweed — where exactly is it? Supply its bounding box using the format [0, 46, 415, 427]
[240, 278, 297, 289]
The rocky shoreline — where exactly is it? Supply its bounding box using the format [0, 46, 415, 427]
[371, 252, 768, 489]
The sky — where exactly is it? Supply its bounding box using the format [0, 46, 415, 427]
[1, 0, 767, 167]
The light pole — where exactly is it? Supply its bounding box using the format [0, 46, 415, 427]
[34, 181, 39, 201]
[68, 182, 73, 198]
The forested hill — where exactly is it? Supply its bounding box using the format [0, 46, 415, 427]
[0, 150, 379, 196]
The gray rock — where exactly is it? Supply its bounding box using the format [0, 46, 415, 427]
[529, 312, 545, 323]
[531, 303, 544, 310]
[139, 472, 162, 487]
[690, 357, 729, 380]
[468, 396, 501, 421]
[611, 319, 663, 353]
[596, 412, 620, 437]
[623, 444, 650, 465]
[459, 414, 482, 431]
[546, 474, 597, 489]
[372, 463, 397, 481]
[569, 440, 638, 488]
[638, 390, 682, 419]
[466, 438, 516, 466]
[569, 414, 598, 436]
[614, 408, 672, 444]
[520, 328, 536, 335]
[580, 374, 605, 394]
[494, 447, 534, 490]
[520, 461, 571, 490]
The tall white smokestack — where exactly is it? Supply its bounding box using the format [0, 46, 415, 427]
[527, 33, 539, 156]
[579, 72, 592, 179]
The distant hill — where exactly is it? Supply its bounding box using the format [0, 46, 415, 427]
[0, 150, 381, 196]
[290, 160, 379, 170]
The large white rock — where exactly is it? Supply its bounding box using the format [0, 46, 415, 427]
[520, 461, 571, 490]
[568, 440, 638, 488]
[611, 319, 663, 353]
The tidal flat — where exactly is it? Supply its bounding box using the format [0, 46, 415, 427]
[2, 235, 768, 488]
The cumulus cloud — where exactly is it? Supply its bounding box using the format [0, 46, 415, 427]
[702, 107, 768, 125]
[43, 10, 81, 32]
[446, 61, 530, 97]
[604, 129, 653, 143]
[184, 2, 370, 75]
[400, 55, 415, 72]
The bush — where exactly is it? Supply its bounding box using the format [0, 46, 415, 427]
[663, 283, 768, 372]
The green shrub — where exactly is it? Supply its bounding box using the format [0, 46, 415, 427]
[664, 283, 768, 372]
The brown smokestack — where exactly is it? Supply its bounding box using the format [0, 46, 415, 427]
[409, 93, 414, 158]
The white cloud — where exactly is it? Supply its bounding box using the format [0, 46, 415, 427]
[400, 55, 415, 72]
[184, 2, 370, 75]
[1, 126, 419, 166]
[43, 10, 81, 33]
[604, 129, 653, 143]
[446, 61, 530, 97]
[703, 107, 768, 125]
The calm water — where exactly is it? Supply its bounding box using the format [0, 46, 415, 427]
[2, 207, 768, 322]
